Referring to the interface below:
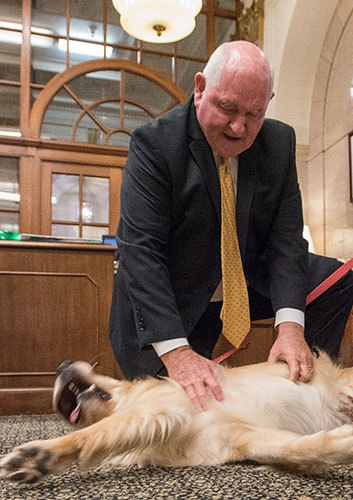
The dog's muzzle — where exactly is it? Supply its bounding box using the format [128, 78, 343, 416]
[54, 361, 111, 426]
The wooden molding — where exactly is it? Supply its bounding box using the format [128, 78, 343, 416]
[29, 59, 187, 138]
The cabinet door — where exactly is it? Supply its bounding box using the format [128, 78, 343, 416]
[41, 162, 121, 238]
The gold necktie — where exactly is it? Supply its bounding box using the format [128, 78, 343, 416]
[219, 158, 250, 347]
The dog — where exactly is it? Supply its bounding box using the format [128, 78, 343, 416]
[2, 352, 353, 484]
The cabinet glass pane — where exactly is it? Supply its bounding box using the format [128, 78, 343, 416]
[52, 224, 79, 238]
[0, 85, 20, 136]
[0, 156, 19, 231]
[82, 225, 109, 240]
[52, 174, 79, 221]
[82, 176, 109, 224]
[0, 211, 19, 232]
[0, 157, 19, 211]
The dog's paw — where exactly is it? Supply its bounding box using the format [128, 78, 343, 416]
[322, 425, 353, 465]
[0, 442, 55, 484]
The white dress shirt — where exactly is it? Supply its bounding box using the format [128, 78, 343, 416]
[152, 155, 304, 357]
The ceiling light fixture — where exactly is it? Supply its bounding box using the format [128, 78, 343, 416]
[112, 0, 202, 43]
[58, 38, 113, 57]
[0, 21, 54, 47]
[0, 130, 21, 137]
[0, 191, 20, 202]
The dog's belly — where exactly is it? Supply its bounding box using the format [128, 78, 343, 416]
[219, 374, 347, 435]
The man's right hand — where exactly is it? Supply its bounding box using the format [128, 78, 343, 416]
[160, 346, 224, 411]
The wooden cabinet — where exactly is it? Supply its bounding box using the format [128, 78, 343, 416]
[0, 240, 120, 415]
[213, 319, 277, 367]
[213, 314, 353, 368]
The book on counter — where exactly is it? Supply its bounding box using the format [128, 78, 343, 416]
[0, 230, 102, 245]
[22, 233, 103, 244]
[0, 230, 118, 248]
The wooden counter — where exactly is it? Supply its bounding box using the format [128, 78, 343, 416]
[0, 240, 120, 415]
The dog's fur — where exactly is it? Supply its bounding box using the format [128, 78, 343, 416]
[2, 353, 353, 484]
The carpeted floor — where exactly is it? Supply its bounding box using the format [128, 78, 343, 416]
[1, 415, 353, 500]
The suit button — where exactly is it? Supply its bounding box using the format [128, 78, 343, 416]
[139, 325, 146, 331]
[187, 319, 194, 327]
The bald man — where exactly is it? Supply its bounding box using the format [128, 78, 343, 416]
[109, 41, 353, 410]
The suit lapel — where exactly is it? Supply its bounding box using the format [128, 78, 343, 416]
[188, 103, 221, 223]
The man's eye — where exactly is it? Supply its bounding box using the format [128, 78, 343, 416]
[219, 104, 233, 113]
[247, 111, 263, 119]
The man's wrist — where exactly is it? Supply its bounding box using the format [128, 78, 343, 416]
[152, 338, 190, 357]
[276, 321, 304, 337]
[160, 345, 191, 360]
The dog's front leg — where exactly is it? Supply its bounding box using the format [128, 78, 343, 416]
[222, 423, 353, 466]
[0, 407, 188, 484]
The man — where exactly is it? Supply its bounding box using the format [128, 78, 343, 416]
[109, 41, 353, 410]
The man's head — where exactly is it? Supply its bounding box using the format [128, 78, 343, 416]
[194, 41, 274, 158]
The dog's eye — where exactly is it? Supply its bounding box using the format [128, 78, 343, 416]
[94, 387, 112, 401]
[100, 391, 111, 401]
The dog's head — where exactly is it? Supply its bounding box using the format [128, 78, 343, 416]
[53, 361, 120, 429]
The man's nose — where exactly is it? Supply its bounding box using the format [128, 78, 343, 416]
[228, 115, 246, 135]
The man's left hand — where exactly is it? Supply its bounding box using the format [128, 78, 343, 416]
[267, 322, 314, 383]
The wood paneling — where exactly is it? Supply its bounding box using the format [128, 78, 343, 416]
[0, 241, 119, 415]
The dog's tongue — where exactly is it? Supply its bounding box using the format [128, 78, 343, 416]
[69, 402, 81, 425]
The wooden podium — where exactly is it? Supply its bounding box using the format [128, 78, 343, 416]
[0, 240, 120, 415]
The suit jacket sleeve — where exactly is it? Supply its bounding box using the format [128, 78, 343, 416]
[117, 126, 187, 347]
[265, 125, 309, 313]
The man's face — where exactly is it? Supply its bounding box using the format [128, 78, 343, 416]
[194, 67, 272, 157]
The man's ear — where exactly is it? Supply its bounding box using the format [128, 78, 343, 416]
[194, 72, 206, 100]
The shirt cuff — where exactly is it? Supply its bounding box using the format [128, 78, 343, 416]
[152, 338, 190, 357]
[275, 308, 305, 328]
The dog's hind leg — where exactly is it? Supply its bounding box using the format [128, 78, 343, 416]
[0, 406, 190, 484]
[218, 422, 353, 467]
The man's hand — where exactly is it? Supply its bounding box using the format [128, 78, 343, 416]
[268, 322, 314, 383]
[160, 346, 224, 411]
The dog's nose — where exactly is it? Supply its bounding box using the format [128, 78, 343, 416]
[57, 360, 72, 375]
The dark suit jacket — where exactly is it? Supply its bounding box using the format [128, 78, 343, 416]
[109, 97, 309, 379]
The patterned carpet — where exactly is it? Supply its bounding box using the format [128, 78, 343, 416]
[1, 414, 353, 500]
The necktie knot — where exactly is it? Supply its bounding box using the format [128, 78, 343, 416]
[219, 157, 229, 172]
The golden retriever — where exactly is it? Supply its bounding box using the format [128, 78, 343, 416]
[1, 352, 353, 484]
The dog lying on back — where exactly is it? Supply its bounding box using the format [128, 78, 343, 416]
[1, 352, 353, 484]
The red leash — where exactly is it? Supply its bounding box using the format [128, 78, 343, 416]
[214, 257, 353, 364]
[306, 257, 353, 305]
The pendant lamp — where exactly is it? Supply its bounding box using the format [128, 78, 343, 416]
[112, 0, 202, 43]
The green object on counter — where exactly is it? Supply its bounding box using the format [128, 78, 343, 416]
[0, 230, 21, 240]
